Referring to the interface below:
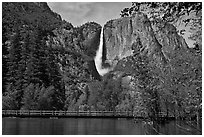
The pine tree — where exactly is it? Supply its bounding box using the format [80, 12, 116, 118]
[17, 27, 32, 91]
[6, 28, 24, 109]
[44, 38, 65, 110]
[24, 28, 43, 85]
[2, 26, 9, 94]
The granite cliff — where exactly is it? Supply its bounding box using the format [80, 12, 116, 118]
[103, 12, 190, 69]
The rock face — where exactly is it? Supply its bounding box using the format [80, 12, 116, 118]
[80, 22, 101, 58]
[51, 22, 101, 59]
[151, 22, 189, 61]
[103, 12, 189, 67]
[49, 22, 102, 81]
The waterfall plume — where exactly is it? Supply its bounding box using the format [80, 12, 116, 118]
[94, 27, 111, 76]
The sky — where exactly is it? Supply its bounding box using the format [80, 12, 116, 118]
[48, 2, 131, 27]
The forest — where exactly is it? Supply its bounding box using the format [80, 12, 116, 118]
[2, 2, 202, 121]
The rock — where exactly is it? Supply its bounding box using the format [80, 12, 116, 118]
[103, 12, 190, 67]
[151, 21, 189, 61]
[80, 22, 101, 58]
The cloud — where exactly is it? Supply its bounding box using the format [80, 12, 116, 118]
[48, 2, 92, 26]
[48, 2, 131, 26]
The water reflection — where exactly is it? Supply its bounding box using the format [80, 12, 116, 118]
[2, 118, 202, 135]
[141, 120, 202, 135]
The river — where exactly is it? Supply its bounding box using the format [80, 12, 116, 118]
[2, 117, 202, 135]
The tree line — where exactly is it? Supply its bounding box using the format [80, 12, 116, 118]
[3, 26, 65, 110]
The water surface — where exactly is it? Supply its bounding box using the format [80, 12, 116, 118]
[2, 117, 201, 135]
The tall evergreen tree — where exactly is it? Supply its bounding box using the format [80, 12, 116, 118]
[6, 27, 25, 109]
[2, 25, 9, 94]
[45, 39, 65, 110]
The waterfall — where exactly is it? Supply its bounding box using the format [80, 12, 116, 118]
[94, 27, 111, 76]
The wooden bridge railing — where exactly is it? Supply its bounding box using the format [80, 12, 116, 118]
[2, 110, 172, 118]
[2, 110, 135, 117]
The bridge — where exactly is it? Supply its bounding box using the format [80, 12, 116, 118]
[2, 110, 135, 118]
[2, 110, 174, 119]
